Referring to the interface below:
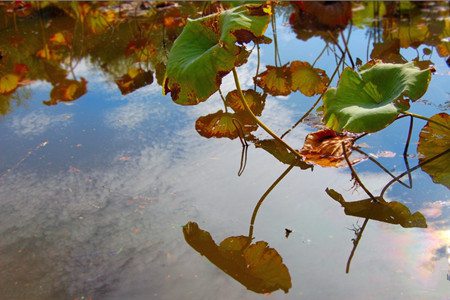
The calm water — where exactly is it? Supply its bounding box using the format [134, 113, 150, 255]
[0, 2, 449, 299]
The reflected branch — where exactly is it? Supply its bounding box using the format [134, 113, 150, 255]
[346, 218, 369, 273]
[248, 164, 295, 240]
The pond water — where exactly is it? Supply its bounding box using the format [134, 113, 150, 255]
[0, 2, 449, 299]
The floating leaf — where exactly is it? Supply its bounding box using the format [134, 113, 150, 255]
[370, 39, 406, 63]
[164, 4, 271, 105]
[195, 110, 257, 139]
[0, 74, 20, 95]
[255, 139, 312, 170]
[290, 61, 328, 96]
[225, 89, 266, 116]
[417, 113, 450, 188]
[325, 189, 427, 228]
[295, 2, 352, 27]
[115, 68, 153, 95]
[254, 65, 291, 96]
[299, 129, 355, 167]
[323, 61, 432, 133]
[183, 222, 291, 294]
[44, 78, 87, 106]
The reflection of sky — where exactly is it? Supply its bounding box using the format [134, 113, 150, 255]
[0, 11, 449, 300]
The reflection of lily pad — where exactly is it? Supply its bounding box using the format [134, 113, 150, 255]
[225, 89, 266, 116]
[164, 4, 271, 105]
[44, 78, 87, 106]
[290, 61, 329, 96]
[255, 139, 312, 170]
[325, 189, 427, 228]
[323, 61, 431, 133]
[299, 129, 355, 167]
[195, 110, 257, 139]
[183, 222, 291, 294]
[115, 68, 153, 95]
[417, 113, 450, 188]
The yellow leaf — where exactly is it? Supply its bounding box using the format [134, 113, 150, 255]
[0, 74, 19, 95]
[290, 61, 329, 96]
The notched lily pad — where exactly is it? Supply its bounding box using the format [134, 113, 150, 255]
[183, 222, 292, 294]
[417, 113, 450, 188]
[195, 110, 257, 139]
[290, 61, 329, 96]
[164, 4, 271, 105]
[299, 129, 356, 167]
[255, 139, 312, 170]
[325, 188, 427, 228]
[254, 65, 291, 96]
[323, 61, 432, 133]
[225, 89, 266, 116]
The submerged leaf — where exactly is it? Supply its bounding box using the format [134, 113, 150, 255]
[225, 89, 266, 116]
[323, 61, 432, 133]
[417, 113, 450, 188]
[164, 4, 271, 105]
[299, 129, 355, 167]
[255, 139, 312, 170]
[325, 189, 427, 228]
[115, 68, 153, 95]
[290, 61, 329, 96]
[195, 110, 257, 139]
[254, 65, 291, 96]
[183, 222, 291, 294]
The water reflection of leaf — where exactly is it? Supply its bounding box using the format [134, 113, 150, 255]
[164, 4, 271, 105]
[417, 113, 450, 188]
[183, 222, 292, 294]
[115, 68, 153, 95]
[195, 110, 257, 139]
[255, 139, 312, 170]
[326, 189, 427, 228]
[225, 89, 266, 116]
[370, 39, 406, 64]
[323, 61, 431, 133]
[44, 78, 87, 106]
[299, 129, 356, 168]
[0, 64, 29, 95]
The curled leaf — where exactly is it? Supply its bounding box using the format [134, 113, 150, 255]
[225, 89, 266, 116]
[255, 139, 312, 170]
[325, 189, 427, 228]
[183, 222, 292, 294]
[323, 61, 432, 133]
[299, 129, 355, 167]
[417, 113, 450, 188]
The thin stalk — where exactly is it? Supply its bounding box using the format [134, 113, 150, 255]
[402, 115, 414, 187]
[380, 148, 450, 198]
[403, 111, 450, 131]
[312, 44, 328, 67]
[254, 43, 260, 90]
[342, 142, 378, 202]
[353, 148, 411, 189]
[346, 218, 369, 273]
[340, 30, 355, 69]
[218, 88, 228, 113]
[232, 68, 309, 164]
[248, 164, 295, 239]
[280, 53, 345, 139]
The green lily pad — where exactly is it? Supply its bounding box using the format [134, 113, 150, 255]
[183, 222, 291, 294]
[417, 113, 450, 188]
[323, 61, 431, 133]
[164, 4, 271, 105]
[325, 188, 427, 228]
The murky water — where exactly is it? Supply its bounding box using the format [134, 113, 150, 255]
[0, 2, 449, 300]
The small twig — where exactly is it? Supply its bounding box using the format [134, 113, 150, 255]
[218, 88, 228, 113]
[346, 218, 369, 273]
[312, 44, 328, 67]
[254, 43, 261, 90]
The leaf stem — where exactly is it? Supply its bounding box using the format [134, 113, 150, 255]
[254, 43, 260, 90]
[218, 88, 228, 113]
[232, 68, 309, 165]
[403, 111, 450, 131]
[346, 218, 369, 273]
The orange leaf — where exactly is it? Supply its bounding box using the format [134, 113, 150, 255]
[225, 89, 266, 116]
[255, 65, 291, 96]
